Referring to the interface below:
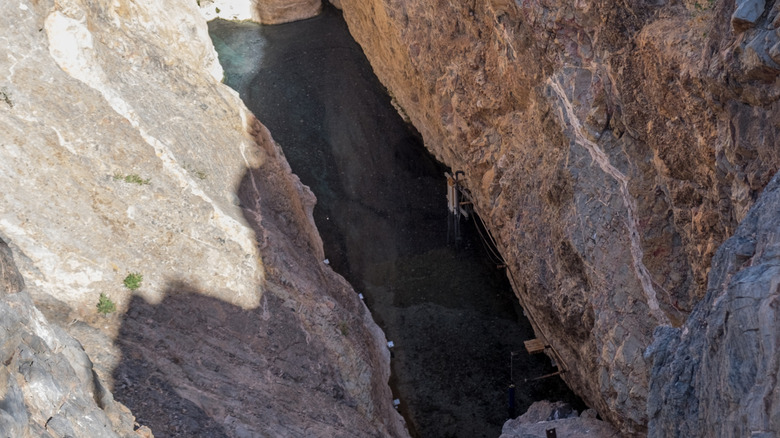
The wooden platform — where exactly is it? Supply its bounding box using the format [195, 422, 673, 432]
[524, 339, 546, 354]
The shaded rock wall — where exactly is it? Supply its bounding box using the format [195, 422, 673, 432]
[335, 0, 780, 434]
[1, 0, 406, 436]
[647, 171, 780, 437]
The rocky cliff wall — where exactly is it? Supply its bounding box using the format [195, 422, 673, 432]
[335, 0, 780, 434]
[647, 171, 780, 437]
[1, 0, 406, 436]
[1, 237, 145, 438]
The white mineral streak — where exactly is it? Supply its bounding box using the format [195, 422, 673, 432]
[44, 11, 260, 276]
[548, 76, 671, 326]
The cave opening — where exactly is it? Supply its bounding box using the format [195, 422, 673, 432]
[208, 4, 583, 437]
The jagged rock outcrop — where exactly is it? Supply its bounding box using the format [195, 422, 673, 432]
[647, 171, 780, 437]
[335, 0, 780, 434]
[500, 401, 617, 437]
[1, 0, 405, 436]
[200, 0, 322, 24]
[0, 238, 144, 438]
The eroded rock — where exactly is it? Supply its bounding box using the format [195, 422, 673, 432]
[1, 0, 406, 436]
[500, 401, 618, 437]
[200, 0, 322, 24]
[0, 238, 141, 437]
[732, 0, 766, 32]
[255, 0, 322, 24]
[647, 171, 780, 437]
[335, 0, 780, 434]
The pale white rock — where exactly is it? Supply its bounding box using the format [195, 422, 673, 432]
[1, 0, 407, 437]
[198, 0, 323, 24]
[199, 0, 257, 22]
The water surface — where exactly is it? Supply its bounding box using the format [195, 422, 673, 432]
[209, 7, 579, 437]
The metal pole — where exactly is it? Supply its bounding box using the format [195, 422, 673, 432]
[524, 370, 565, 382]
[507, 384, 516, 419]
[510, 351, 516, 383]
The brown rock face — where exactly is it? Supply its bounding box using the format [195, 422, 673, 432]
[336, 0, 780, 434]
[255, 0, 322, 24]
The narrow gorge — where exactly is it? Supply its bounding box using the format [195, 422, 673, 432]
[208, 7, 584, 437]
[1, 0, 779, 437]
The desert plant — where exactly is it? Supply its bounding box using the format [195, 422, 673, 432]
[184, 163, 208, 180]
[96, 293, 116, 314]
[124, 174, 150, 185]
[123, 272, 143, 290]
[113, 172, 150, 185]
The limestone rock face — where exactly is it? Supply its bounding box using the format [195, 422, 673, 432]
[199, 0, 258, 22]
[1, 0, 405, 436]
[336, 0, 780, 434]
[255, 0, 322, 24]
[0, 238, 142, 438]
[199, 0, 322, 24]
[647, 171, 780, 437]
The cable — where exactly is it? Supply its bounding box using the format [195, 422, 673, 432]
[471, 212, 506, 266]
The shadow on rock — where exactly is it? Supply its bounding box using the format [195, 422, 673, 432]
[111, 282, 353, 438]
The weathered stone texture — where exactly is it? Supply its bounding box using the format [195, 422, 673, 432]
[648, 171, 780, 437]
[0, 238, 142, 438]
[501, 401, 618, 437]
[1, 0, 406, 436]
[200, 0, 322, 24]
[255, 0, 322, 24]
[336, 0, 780, 434]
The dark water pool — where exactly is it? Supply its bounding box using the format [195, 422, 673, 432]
[208, 6, 581, 437]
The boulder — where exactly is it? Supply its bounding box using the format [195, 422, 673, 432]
[500, 401, 618, 437]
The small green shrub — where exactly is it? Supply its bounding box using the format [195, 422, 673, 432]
[124, 174, 150, 185]
[123, 272, 143, 290]
[184, 163, 208, 180]
[97, 293, 116, 314]
[193, 170, 208, 180]
[113, 172, 150, 185]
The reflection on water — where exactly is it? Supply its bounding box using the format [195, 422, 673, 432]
[209, 6, 581, 437]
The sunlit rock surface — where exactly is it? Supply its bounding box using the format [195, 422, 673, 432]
[199, 0, 322, 24]
[0, 238, 143, 438]
[335, 0, 780, 434]
[255, 0, 322, 24]
[1, 0, 406, 436]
